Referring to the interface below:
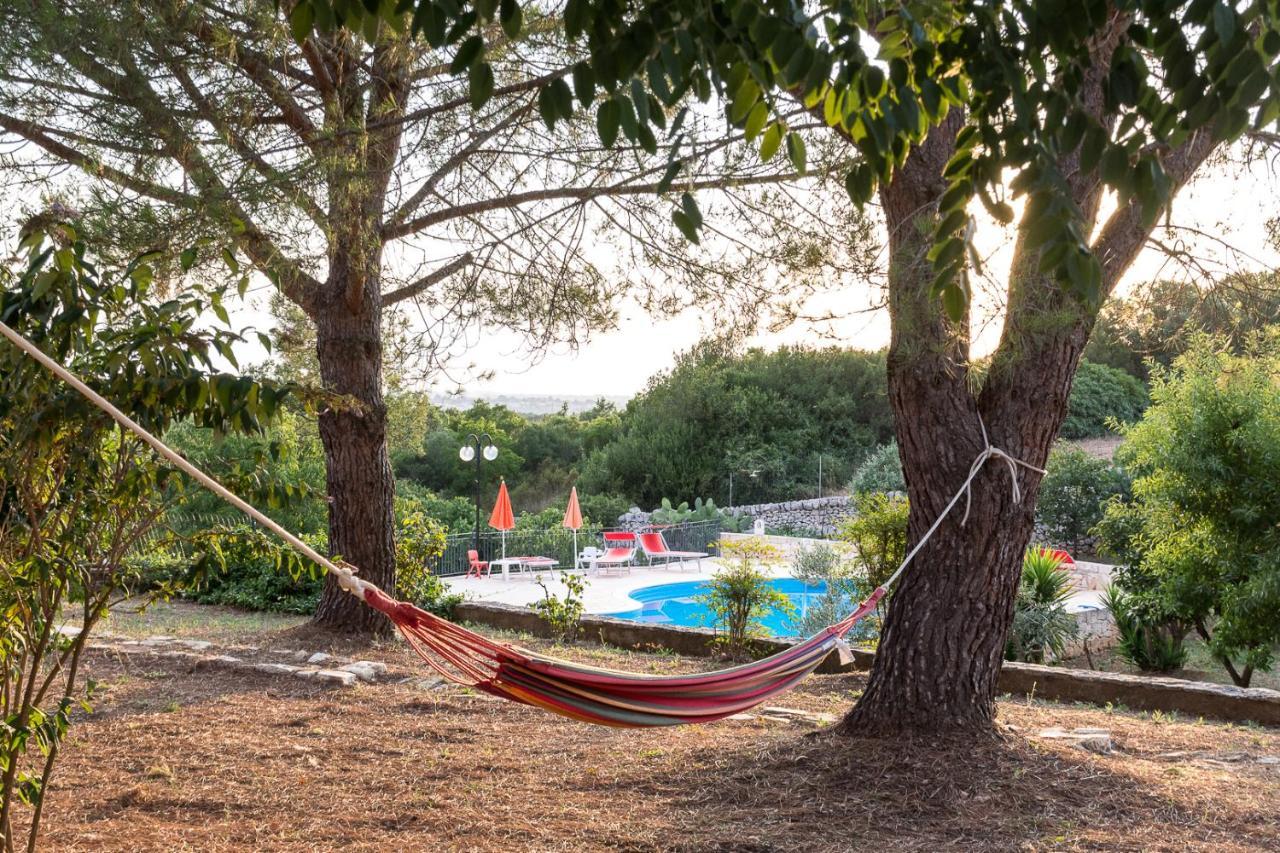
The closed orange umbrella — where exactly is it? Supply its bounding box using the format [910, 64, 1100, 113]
[562, 486, 583, 530]
[563, 486, 583, 571]
[489, 478, 515, 559]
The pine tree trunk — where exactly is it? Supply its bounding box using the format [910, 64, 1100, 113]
[839, 111, 1078, 735]
[310, 275, 396, 635]
[840, 404, 1049, 735]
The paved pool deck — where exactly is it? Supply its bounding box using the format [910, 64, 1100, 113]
[446, 557, 790, 614]
[444, 558, 1108, 617]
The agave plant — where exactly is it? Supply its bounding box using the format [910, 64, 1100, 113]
[1100, 585, 1189, 673]
[1006, 547, 1079, 663]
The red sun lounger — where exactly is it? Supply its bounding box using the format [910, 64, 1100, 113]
[588, 531, 638, 575]
[638, 531, 707, 570]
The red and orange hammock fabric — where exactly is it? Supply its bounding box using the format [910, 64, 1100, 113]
[362, 582, 884, 727]
[1, 319, 1038, 729]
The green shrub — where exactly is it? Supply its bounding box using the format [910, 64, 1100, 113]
[1091, 337, 1280, 687]
[790, 543, 877, 642]
[531, 572, 588, 642]
[765, 522, 826, 538]
[1035, 442, 1128, 554]
[1061, 360, 1149, 438]
[578, 492, 631, 526]
[394, 479, 475, 533]
[847, 442, 905, 494]
[838, 492, 909, 605]
[393, 504, 459, 617]
[189, 529, 327, 614]
[697, 538, 794, 658]
[1005, 548, 1079, 663]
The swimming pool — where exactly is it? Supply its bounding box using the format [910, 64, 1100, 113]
[603, 578, 829, 638]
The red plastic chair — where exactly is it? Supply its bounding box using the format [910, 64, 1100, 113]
[466, 549, 489, 578]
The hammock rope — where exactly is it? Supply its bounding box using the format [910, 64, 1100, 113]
[0, 319, 1044, 728]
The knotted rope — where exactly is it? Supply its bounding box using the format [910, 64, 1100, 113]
[879, 417, 1047, 592]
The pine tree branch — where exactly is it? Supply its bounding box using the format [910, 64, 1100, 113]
[381, 253, 475, 305]
[0, 112, 201, 208]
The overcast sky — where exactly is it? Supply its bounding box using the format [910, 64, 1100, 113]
[4, 144, 1277, 401]
[443, 149, 1280, 398]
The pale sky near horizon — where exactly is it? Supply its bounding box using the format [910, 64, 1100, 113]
[436, 150, 1280, 399]
[4, 143, 1277, 400]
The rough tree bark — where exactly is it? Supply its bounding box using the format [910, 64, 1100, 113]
[842, 15, 1218, 735]
[311, 267, 397, 633]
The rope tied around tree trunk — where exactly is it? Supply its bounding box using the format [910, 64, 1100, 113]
[878, 415, 1047, 593]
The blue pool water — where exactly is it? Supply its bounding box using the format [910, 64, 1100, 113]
[603, 578, 829, 638]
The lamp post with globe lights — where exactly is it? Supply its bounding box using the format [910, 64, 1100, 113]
[460, 433, 499, 553]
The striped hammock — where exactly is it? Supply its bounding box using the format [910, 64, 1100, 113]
[2, 319, 1040, 730]
[362, 583, 885, 727]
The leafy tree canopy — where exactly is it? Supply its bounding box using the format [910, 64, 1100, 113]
[580, 342, 892, 506]
[1060, 359, 1149, 438]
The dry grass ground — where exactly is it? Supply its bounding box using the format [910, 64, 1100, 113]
[29, 602, 1280, 851]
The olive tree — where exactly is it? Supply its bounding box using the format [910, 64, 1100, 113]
[0, 220, 292, 851]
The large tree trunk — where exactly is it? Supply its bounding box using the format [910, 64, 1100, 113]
[310, 268, 396, 635]
[842, 350, 1078, 735]
[840, 112, 1082, 735]
[837, 10, 1215, 732]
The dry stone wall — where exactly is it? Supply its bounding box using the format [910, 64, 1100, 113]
[618, 495, 856, 535]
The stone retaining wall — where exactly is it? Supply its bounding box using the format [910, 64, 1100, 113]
[618, 495, 855, 535]
[454, 600, 1280, 726]
[1072, 559, 1113, 591]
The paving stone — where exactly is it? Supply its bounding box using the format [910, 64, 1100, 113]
[307, 652, 333, 666]
[252, 662, 301, 675]
[758, 706, 837, 725]
[1036, 727, 1114, 754]
[1257, 756, 1280, 765]
[313, 669, 358, 687]
[210, 655, 242, 665]
[173, 640, 213, 651]
[338, 660, 387, 683]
